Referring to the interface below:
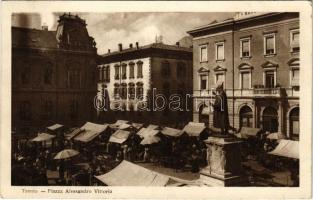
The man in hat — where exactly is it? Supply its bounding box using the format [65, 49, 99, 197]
[211, 82, 230, 135]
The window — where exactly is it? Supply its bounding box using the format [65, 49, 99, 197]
[290, 29, 299, 52]
[42, 100, 53, 120]
[21, 67, 30, 84]
[200, 75, 207, 90]
[241, 72, 250, 89]
[137, 61, 143, 78]
[128, 83, 135, 100]
[102, 66, 110, 82]
[70, 100, 79, 119]
[264, 34, 276, 55]
[114, 65, 120, 80]
[20, 101, 31, 120]
[265, 71, 275, 88]
[121, 83, 127, 99]
[291, 68, 299, 86]
[136, 82, 144, 100]
[176, 62, 186, 78]
[68, 69, 81, 88]
[114, 84, 120, 99]
[240, 38, 250, 57]
[43, 65, 53, 85]
[161, 61, 171, 77]
[200, 45, 208, 62]
[215, 73, 225, 85]
[129, 63, 135, 79]
[240, 106, 253, 128]
[121, 64, 127, 79]
[215, 42, 224, 61]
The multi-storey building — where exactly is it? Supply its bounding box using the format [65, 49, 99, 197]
[97, 42, 193, 127]
[188, 12, 299, 140]
[12, 14, 98, 138]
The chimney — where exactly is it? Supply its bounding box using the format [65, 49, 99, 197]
[118, 43, 123, 51]
[42, 23, 48, 31]
[129, 43, 133, 48]
[136, 42, 139, 49]
[176, 42, 180, 47]
[108, 49, 111, 53]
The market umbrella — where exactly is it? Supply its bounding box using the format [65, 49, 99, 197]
[31, 132, 55, 142]
[54, 149, 80, 160]
[267, 132, 285, 140]
[140, 135, 160, 145]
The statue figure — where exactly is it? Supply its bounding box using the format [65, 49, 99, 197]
[211, 83, 230, 135]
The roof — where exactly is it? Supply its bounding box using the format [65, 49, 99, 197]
[109, 130, 131, 144]
[182, 122, 206, 137]
[95, 160, 172, 186]
[161, 127, 184, 137]
[74, 130, 102, 143]
[99, 43, 192, 63]
[12, 27, 57, 48]
[47, 123, 64, 131]
[31, 133, 55, 142]
[269, 139, 299, 159]
[81, 122, 109, 133]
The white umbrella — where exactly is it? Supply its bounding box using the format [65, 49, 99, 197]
[31, 133, 55, 142]
[54, 149, 80, 160]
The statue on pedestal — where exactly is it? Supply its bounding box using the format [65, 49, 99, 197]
[210, 83, 230, 135]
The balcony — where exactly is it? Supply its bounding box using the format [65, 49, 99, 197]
[252, 87, 281, 97]
[193, 88, 282, 98]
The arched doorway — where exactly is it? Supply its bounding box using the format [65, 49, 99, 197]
[240, 106, 253, 128]
[262, 107, 278, 133]
[289, 107, 299, 140]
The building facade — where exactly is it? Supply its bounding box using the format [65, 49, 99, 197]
[188, 12, 299, 140]
[97, 42, 193, 127]
[12, 14, 98, 138]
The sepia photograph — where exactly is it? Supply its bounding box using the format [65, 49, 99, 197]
[1, 1, 312, 199]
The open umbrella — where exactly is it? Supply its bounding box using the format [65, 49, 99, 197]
[140, 135, 160, 145]
[54, 149, 80, 160]
[31, 133, 55, 142]
[267, 132, 285, 140]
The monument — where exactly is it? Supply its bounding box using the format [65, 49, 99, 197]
[200, 83, 247, 186]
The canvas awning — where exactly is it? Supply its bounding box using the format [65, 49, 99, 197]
[132, 123, 144, 130]
[161, 127, 184, 137]
[81, 122, 109, 133]
[65, 128, 84, 140]
[47, 124, 64, 131]
[119, 123, 132, 130]
[267, 132, 285, 140]
[74, 130, 102, 143]
[109, 130, 131, 144]
[269, 139, 299, 159]
[137, 128, 159, 138]
[109, 120, 129, 129]
[95, 160, 172, 186]
[31, 133, 55, 142]
[146, 124, 160, 130]
[238, 127, 261, 138]
[182, 122, 206, 137]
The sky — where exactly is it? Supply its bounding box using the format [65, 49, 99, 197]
[12, 12, 234, 54]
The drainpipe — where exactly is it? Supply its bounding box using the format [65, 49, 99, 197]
[232, 19, 235, 130]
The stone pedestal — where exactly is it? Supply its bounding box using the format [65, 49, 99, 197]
[200, 136, 247, 186]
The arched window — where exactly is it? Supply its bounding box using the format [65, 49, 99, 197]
[128, 83, 135, 100]
[199, 104, 209, 125]
[262, 107, 278, 133]
[121, 63, 127, 79]
[70, 100, 79, 119]
[136, 82, 143, 100]
[289, 107, 299, 140]
[20, 101, 31, 120]
[137, 61, 143, 78]
[161, 61, 171, 77]
[240, 106, 253, 128]
[129, 62, 135, 79]
[114, 64, 120, 80]
[43, 64, 53, 85]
